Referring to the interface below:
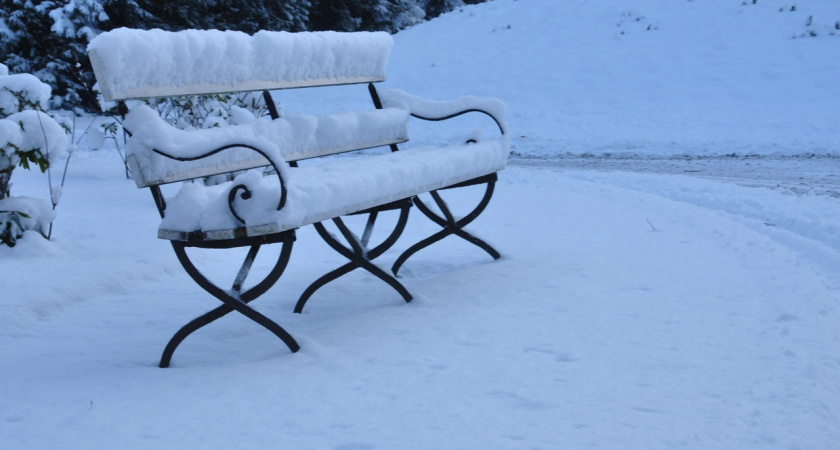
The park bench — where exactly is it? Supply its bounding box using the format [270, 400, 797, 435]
[88, 28, 509, 367]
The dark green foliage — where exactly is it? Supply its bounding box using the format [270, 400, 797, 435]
[309, 0, 359, 31]
[99, 0, 311, 33]
[310, 0, 426, 33]
[425, 0, 462, 19]
[1, 1, 86, 108]
[1, 0, 489, 111]
[0, 210, 26, 247]
[2, 1, 104, 110]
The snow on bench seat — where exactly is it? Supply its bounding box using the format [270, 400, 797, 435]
[157, 140, 509, 242]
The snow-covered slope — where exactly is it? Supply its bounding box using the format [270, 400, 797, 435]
[384, 0, 840, 157]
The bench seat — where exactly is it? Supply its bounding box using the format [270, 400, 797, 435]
[156, 139, 508, 242]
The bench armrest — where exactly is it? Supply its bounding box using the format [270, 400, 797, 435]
[123, 104, 289, 220]
[378, 89, 508, 137]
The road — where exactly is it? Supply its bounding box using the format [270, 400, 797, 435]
[510, 154, 840, 198]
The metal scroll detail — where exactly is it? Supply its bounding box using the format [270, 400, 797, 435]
[228, 183, 253, 225]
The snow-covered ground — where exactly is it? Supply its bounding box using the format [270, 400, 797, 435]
[2, 0, 839, 448]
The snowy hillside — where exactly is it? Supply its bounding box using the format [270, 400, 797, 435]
[383, 0, 840, 157]
[2, 0, 839, 449]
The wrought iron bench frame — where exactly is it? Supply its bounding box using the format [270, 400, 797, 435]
[89, 29, 507, 367]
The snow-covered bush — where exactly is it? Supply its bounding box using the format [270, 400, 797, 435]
[149, 92, 269, 131]
[0, 63, 69, 246]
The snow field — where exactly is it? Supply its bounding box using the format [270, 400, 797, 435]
[2, 153, 838, 448]
[383, 0, 840, 157]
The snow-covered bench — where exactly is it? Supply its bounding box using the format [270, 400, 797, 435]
[88, 28, 509, 367]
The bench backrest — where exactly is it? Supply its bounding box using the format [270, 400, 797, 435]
[88, 28, 406, 188]
[123, 105, 410, 188]
[88, 28, 393, 102]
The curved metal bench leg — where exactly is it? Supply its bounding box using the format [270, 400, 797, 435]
[391, 227, 451, 276]
[161, 238, 298, 367]
[358, 258, 412, 301]
[160, 303, 234, 369]
[454, 228, 501, 260]
[295, 202, 411, 313]
[393, 175, 500, 276]
[294, 262, 356, 313]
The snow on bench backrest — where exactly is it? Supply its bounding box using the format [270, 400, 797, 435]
[123, 104, 410, 188]
[88, 28, 393, 102]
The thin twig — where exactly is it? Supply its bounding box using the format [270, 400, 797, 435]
[34, 109, 55, 239]
[74, 112, 97, 147]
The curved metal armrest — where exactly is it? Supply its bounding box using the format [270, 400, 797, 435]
[378, 88, 508, 137]
[152, 144, 288, 216]
[123, 104, 288, 216]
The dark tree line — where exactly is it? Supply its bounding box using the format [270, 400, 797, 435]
[0, 0, 488, 111]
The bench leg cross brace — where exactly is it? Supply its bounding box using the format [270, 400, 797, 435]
[160, 235, 299, 368]
[392, 174, 500, 276]
[295, 200, 412, 313]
